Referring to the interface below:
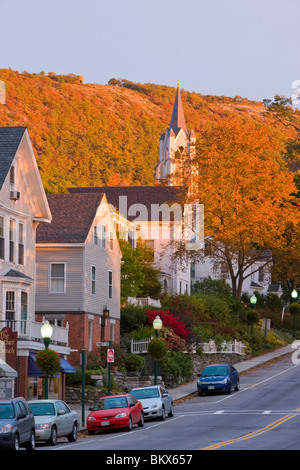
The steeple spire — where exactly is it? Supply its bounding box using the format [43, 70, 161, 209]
[169, 84, 188, 136]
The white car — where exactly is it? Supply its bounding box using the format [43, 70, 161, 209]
[130, 385, 174, 420]
[30, 399, 78, 446]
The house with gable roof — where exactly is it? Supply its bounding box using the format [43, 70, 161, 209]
[68, 185, 192, 296]
[0, 127, 75, 400]
[35, 192, 121, 367]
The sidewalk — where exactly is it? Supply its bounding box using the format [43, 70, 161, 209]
[73, 344, 294, 430]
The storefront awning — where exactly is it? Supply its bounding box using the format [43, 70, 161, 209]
[59, 357, 76, 374]
[28, 353, 76, 377]
[0, 359, 17, 378]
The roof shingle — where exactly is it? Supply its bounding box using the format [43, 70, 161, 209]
[36, 193, 105, 243]
[68, 186, 186, 221]
[0, 127, 27, 190]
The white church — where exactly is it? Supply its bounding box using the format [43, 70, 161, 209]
[155, 85, 273, 298]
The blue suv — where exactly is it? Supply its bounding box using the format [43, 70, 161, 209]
[0, 397, 35, 450]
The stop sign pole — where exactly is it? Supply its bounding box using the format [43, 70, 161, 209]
[107, 342, 114, 395]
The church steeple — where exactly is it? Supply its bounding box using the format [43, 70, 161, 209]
[156, 84, 196, 186]
[169, 84, 188, 136]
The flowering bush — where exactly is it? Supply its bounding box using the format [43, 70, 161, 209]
[161, 327, 185, 351]
[148, 338, 168, 361]
[147, 310, 189, 340]
[36, 349, 60, 376]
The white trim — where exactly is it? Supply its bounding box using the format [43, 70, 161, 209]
[48, 262, 66, 294]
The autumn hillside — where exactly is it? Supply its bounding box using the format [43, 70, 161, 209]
[0, 69, 299, 193]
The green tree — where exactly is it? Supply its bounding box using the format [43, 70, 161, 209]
[119, 240, 145, 302]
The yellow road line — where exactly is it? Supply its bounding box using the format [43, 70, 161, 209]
[201, 414, 297, 450]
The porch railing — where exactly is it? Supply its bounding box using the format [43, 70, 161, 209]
[0, 319, 69, 346]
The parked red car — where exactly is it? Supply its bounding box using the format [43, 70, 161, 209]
[87, 394, 144, 434]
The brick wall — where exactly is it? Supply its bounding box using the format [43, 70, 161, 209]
[36, 312, 120, 368]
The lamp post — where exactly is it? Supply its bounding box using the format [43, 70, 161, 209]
[291, 289, 298, 339]
[153, 315, 162, 385]
[249, 295, 257, 352]
[40, 320, 53, 399]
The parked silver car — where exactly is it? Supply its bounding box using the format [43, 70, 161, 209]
[30, 399, 78, 446]
[130, 385, 174, 420]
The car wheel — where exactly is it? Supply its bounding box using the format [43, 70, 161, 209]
[25, 430, 36, 451]
[227, 382, 232, 394]
[168, 404, 174, 417]
[127, 415, 133, 431]
[160, 406, 166, 421]
[67, 422, 78, 442]
[10, 433, 19, 451]
[235, 379, 240, 391]
[47, 426, 57, 446]
[138, 413, 144, 427]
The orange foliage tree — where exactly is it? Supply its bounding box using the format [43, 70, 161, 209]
[181, 115, 300, 299]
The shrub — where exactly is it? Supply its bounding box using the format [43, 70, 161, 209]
[289, 303, 300, 317]
[160, 351, 193, 381]
[126, 353, 145, 372]
[161, 327, 185, 351]
[147, 309, 189, 340]
[148, 337, 168, 361]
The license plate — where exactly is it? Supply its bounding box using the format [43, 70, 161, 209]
[208, 386, 215, 390]
[101, 421, 110, 426]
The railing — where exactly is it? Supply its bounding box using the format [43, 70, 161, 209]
[201, 340, 245, 355]
[128, 297, 161, 308]
[131, 337, 153, 354]
[0, 319, 69, 346]
[131, 338, 245, 355]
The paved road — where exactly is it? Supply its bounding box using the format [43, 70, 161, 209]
[36, 354, 300, 451]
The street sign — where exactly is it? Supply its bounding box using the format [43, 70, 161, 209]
[107, 349, 114, 363]
[96, 342, 110, 347]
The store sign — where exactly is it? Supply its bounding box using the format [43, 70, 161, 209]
[0, 327, 17, 361]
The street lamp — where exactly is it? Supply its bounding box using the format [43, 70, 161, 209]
[250, 294, 257, 310]
[40, 320, 53, 398]
[41, 320, 53, 348]
[291, 289, 298, 339]
[153, 315, 163, 385]
[291, 289, 298, 301]
[153, 315, 162, 336]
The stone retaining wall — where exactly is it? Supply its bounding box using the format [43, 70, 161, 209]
[66, 352, 245, 404]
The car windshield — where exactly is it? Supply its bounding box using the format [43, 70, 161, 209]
[202, 366, 228, 376]
[93, 397, 128, 410]
[131, 388, 160, 399]
[0, 404, 14, 419]
[30, 403, 56, 416]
